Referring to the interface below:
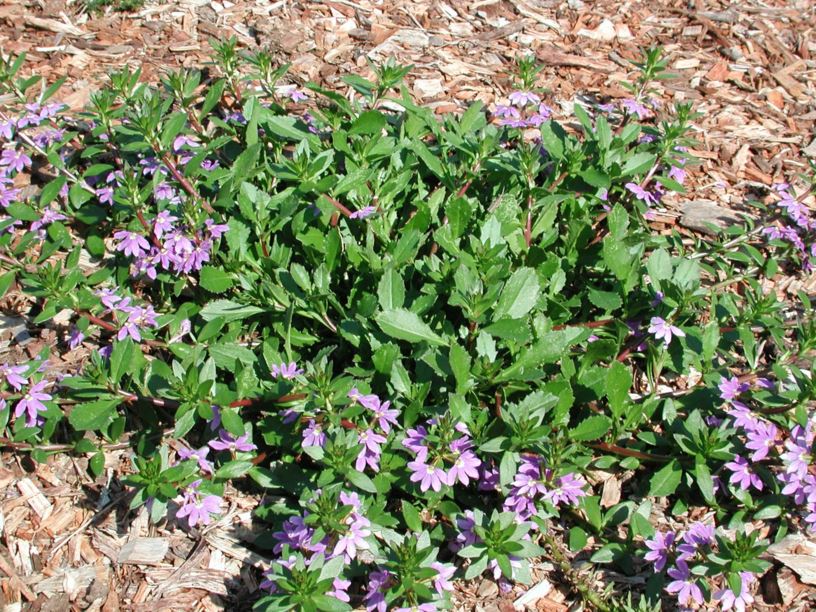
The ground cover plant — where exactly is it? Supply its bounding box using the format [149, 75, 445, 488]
[0, 42, 815, 610]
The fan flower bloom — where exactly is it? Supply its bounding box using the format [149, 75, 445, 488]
[0, 363, 28, 390]
[714, 572, 756, 612]
[302, 420, 326, 448]
[508, 90, 541, 107]
[644, 530, 675, 571]
[719, 376, 749, 401]
[648, 316, 685, 347]
[208, 430, 257, 453]
[14, 379, 52, 427]
[724, 455, 763, 491]
[745, 420, 778, 461]
[625, 182, 657, 206]
[270, 361, 303, 380]
[175, 480, 223, 528]
[177, 445, 214, 474]
[350, 206, 376, 219]
[113, 230, 150, 258]
[666, 560, 704, 607]
[408, 450, 448, 492]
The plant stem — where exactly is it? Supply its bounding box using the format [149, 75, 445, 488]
[541, 531, 612, 612]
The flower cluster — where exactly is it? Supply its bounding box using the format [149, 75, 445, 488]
[175, 479, 223, 528]
[95, 288, 161, 343]
[402, 418, 480, 493]
[762, 182, 816, 270]
[644, 522, 757, 610]
[348, 387, 400, 472]
[493, 90, 552, 129]
[503, 455, 587, 521]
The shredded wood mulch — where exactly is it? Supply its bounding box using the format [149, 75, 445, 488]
[0, 0, 815, 609]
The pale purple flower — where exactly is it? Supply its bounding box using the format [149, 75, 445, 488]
[95, 186, 114, 206]
[327, 577, 351, 602]
[175, 480, 223, 527]
[273, 515, 321, 554]
[446, 449, 481, 486]
[478, 463, 500, 491]
[726, 401, 759, 432]
[745, 420, 778, 461]
[725, 455, 763, 491]
[96, 287, 122, 311]
[648, 316, 685, 347]
[402, 424, 428, 453]
[372, 400, 399, 433]
[408, 450, 448, 492]
[650, 291, 665, 307]
[714, 572, 755, 612]
[668, 165, 686, 184]
[208, 430, 257, 452]
[117, 304, 159, 342]
[349, 387, 381, 411]
[113, 230, 150, 258]
[0, 363, 28, 390]
[453, 510, 477, 550]
[302, 420, 325, 448]
[139, 156, 164, 176]
[431, 561, 455, 593]
[288, 89, 308, 102]
[754, 377, 775, 391]
[177, 445, 214, 474]
[172, 135, 199, 153]
[644, 530, 675, 571]
[719, 376, 749, 402]
[677, 522, 715, 559]
[201, 159, 219, 171]
[494, 104, 520, 119]
[30, 209, 67, 233]
[333, 516, 371, 561]
[204, 219, 229, 239]
[68, 327, 85, 349]
[0, 120, 14, 140]
[208, 405, 221, 430]
[626, 182, 657, 206]
[365, 569, 391, 612]
[508, 91, 541, 107]
[350, 206, 376, 219]
[666, 560, 704, 607]
[545, 472, 587, 506]
[621, 98, 650, 119]
[153, 210, 177, 239]
[0, 148, 32, 173]
[225, 111, 247, 124]
[14, 379, 51, 426]
[271, 361, 303, 380]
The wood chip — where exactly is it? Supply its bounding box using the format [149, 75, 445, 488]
[16, 478, 52, 520]
[117, 538, 169, 566]
[23, 16, 89, 38]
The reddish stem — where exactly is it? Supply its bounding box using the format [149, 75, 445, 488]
[322, 195, 352, 218]
[160, 153, 215, 214]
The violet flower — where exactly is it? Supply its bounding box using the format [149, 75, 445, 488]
[349, 206, 376, 219]
[175, 480, 223, 528]
[0, 148, 32, 173]
[271, 361, 304, 380]
[327, 577, 350, 603]
[364, 569, 391, 612]
[431, 561, 455, 594]
[508, 91, 541, 107]
[668, 165, 686, 184]
[117, 304, 159, 342]
[644, 530, 675, 571]
[625, 182, 657, 206]
[372, 400, 399, 433]
[714, 572, 755, 612]
[402, 424, 429, 453]
[113, 230, 150, 258]
[177, 445, 214, 474]
[302, 420, 326, 448]
[333, 515, 371, 561]
[725, 455, 763, 491]
[288, 89, 308, 102]
[68, 327, 85, 349]
[648, 316, 685, 347]
[0, 363, 28, 390]
[153, 210, 177, 239]
[408, 449, 448, 492]
[666, 560, 704, 607]
[545, 473, 588, 506]
[208, 430, 257, 452]
[349, 387, 381, 411]
[14, 379, 51, 426]
[745, 420, 778, 461]
[718, 376, 749, 402]
[446, 448, 481, 486]
[621, 98, 651, 120]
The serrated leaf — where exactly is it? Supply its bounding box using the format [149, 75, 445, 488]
[377, 269, 405, 310]
[570, 414, 611, 441]
[200, 300, 265, 322]
[649, 460, 683, 497]
[68, 398, 121, 431]
[587, 287, 622, 312]
[199, 267, 233, 293]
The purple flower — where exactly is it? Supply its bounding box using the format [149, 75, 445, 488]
[113, 230, 150, 258]
[719, 376, 749, 402]
[172, 135, 199, 153]
[208, 430, 257, 453]
[14, 379, 51, 427]
[364, 569, 391, 612]
[0, 363, 28, 391]
[95, 186, 114, 206]
[177, 445, 214, 474]
[273, 515, 324, 554]
[621, 98, 651, 120]
[666, 560, 704, 607]
[68, 327, 85, 349]
[545, 473, 587, 506]
[175, 480, 223, 528]
[0, 120, 14, 140]
[647, 316, 685, 347]
[726, 401, 758, 432]
[625, 182, 657, 206]
[271, 361, 304, 380]
[714, 572, 755, 612]
[478, 463, 500, 491]
[725, 455, 763, 491]
[431, 561, 455, 594]
[371, 400, 399, 433]
[288, 89, 308, 102]
[408, 450, 448, 492]
[302, 420, 325, 448]
[508, 91, 541, 107]
[30, 208, 67, 233]
[402, 424, 428, 453]
[350, 206, 376, 220]
[0, 148, 32, 173]
[446, 449, 481, 486]
[139, 156, 164, 176]
[356, 428, 386, 472]
[117, 304, 159, 342]
[677, 522, 715, 559]
[153, 210, 177, 239]
[333, 516, 371, 561]
[494, 104, 520, 119]
[644, 530, 675, 571]
[327, 577, 350, 602]
[668, 165, 686, 184]
[650, 291, 665, 307]
[349, 388, 381, 411]
[745, 420, 778, 461]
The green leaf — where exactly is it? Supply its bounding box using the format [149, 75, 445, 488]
[649, 460, 683, 497]
[493, 267, 540, 320]
[449, 343, 472, 394]
[570, 415, 611, 441]
[402, 500, 422, 531]
[375, 308, 446, 346]
[606, 361, 632, 416]
[347, 469, 377, 493]
[200, 300, 265, 322]
[569, 526, 588, 551]
[647, 249, 672, 283]
[587, 287, 621, 312]
[215, 460, 254, 480]
[621, 152, 656, 177]
[695, 459, 716, 505]
[350, 110, 386, 135]
[68, 398, 121, 431]
[199, 267, 233, 293]
[377, 269, 405, 310]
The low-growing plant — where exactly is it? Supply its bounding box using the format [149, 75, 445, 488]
[0, 45, 815, 610]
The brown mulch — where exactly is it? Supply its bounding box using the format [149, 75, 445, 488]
[1, 0, 816, 609]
